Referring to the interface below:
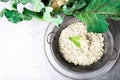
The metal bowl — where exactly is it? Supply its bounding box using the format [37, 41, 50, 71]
[44, 16, 119, 79]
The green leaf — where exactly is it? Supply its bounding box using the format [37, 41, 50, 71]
[0, 8, 25, 23]
[49, 15, 63, 26]
[63, 0, 86, 15]
[23, 7, 63, 26]
[42, 7, 63, 26]
[85, 0, 91, 3]
[0, 8, 6, 17]
[20, 0, 30, 4]
[10, 0, 30, 10]
[23, 7, 43, 19]
[74, 13, 108, 33]
[0, 8, 32, 23]
[1, 0, 10, 2]
[69, 36, 81, 47]
[31, 0, 45, 12]
[11, 0, 18, 10]
[0, 1, 63, 26]
[74, 0, 120, 33]
[41, 0, 51, 6]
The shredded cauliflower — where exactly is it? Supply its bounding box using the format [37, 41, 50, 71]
[59, 22, 104, 66]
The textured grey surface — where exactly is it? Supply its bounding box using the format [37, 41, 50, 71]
[88, 20, 120, 80]
[0, 3, 71, 80]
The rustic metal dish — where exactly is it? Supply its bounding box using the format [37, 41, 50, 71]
[44, 16, 119, 79]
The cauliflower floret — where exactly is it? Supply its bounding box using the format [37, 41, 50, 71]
[51, 0, 68, 9]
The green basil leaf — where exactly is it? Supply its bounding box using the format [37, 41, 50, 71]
[69, 36, 81, 47]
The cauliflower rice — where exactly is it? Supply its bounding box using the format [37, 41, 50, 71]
[59, 22, 104, 66]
